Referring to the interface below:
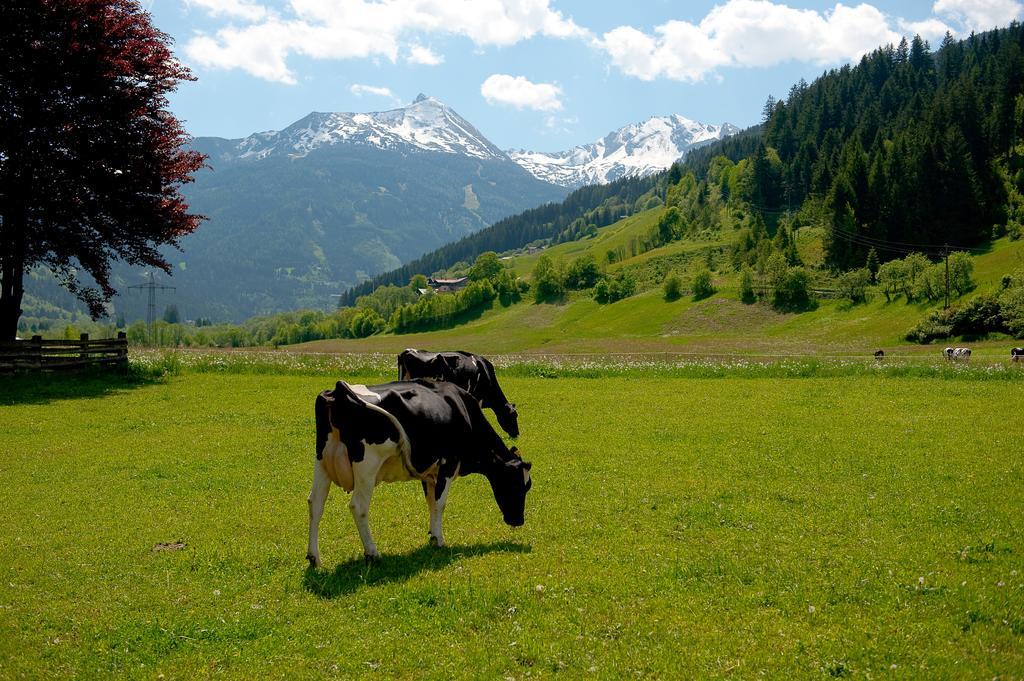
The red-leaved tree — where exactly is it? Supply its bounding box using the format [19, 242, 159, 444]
[0, 0, 205, 341]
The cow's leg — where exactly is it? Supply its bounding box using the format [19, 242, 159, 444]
[429, 475, 456, 547]
[306, 460, 331, 568]
[349, 453, 383, 560]
[422, 480, 439, 545]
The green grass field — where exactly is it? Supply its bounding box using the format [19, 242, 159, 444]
[298, 233, 1024, 358]
[2, 363, 1023, 678]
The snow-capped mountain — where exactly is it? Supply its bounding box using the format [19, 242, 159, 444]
[509, 116, 740, 189]
[168, 96, 567, 322]
[203, 94, 507, 164]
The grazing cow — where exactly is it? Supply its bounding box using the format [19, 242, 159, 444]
[398, 349, 519, 438]
[307, 379, 532, 565]
[946, 347, 971, 362]
[1012, 347, 1023, 362]
[874, 349, 885, 359]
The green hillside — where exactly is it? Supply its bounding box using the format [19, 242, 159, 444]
[297, 212, 1024, 357]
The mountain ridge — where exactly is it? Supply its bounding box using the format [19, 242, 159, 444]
[194, 96, 738, 189]
[509, 116, 739, 188]
[194, 94, 509, 165]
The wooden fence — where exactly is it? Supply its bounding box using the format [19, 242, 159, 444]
[0, 332, 128, 373]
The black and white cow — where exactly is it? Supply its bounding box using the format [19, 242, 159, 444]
[398, 349, 519, 438]
[307, 379, 532, 565]
[945, 347, 971, 361]
[1012, 347, 1023, 362]
[874, 349, 885, 359]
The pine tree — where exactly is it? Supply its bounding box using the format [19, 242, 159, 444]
[762, 95, 777, 124]
[866, 248, 880, 282]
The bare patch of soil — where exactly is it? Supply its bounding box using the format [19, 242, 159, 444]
[152, 541, 186, 552]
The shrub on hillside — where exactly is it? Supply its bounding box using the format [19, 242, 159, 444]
[692, 269, 715, 300]
[837, 268, 871, 303]
[905, 294, 1005, 343]
[468, 251, 503, 281]
[565, 254, 602, 290]
[348, 308, 385, 338]
[532, 255, 565, 302]
[999, 268, 1024, 337]
[594, 271, 636, 304]
[948, 251, 975, 296]
[739, 266, 756, 304]
[773, 267, 814, 312]
[663, 273, 683, 301]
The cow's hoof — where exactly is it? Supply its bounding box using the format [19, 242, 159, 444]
[306, 553, 320, 569]
[429, 535, 439, 547]
[364, 552, 380, 563]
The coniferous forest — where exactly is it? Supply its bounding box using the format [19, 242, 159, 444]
[692, 25, 1024, 268]
[341, 25, 1024, 310]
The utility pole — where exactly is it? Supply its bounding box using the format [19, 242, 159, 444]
[128, 271, 175, 345]
[943, 245, 950, 310]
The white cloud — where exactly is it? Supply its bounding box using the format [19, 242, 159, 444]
[408, 43, 444, 65]
[185, 0, 268, 21]
[597, 1, 902, 83]
[185, 0, 586, 82]
[933, 0, 1023, 32]
[185, 21, 296, 83]
[542, 114, 578, 134]
[481, 74, 563, 111]
[898, 17, 956, 41]
[350, 84, 399, 100]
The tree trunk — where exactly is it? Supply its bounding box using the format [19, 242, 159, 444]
[0, 210, 26, 343]
[0, 262, 24, 343]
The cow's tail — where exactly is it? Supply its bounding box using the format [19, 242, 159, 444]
[334, 381, 417, 479]
[314, 390, 333, 460]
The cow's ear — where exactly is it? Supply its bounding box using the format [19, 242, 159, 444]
[524, 461, 532, 471]
[509, 446, 520, 459]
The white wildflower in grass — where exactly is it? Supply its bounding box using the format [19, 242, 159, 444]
[129, 349, 1024, 382]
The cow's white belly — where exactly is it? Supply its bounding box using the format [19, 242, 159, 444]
[374, 449, 415, 483]
[320, 429, 354, 492]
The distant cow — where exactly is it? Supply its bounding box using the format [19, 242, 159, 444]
[874, 349, 885, 359]
[307, 379, 532, 565]
[945, 347, 971, 362]
[398, 349, 519, 438]
[1012, 347, 1023, 362]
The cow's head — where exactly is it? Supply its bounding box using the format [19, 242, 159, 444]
[497, 402, 519, 439]
[487, 446, 532, 526]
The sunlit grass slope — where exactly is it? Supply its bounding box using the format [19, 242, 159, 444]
[2, 370, 1023, 678]
[304, 206, 1024, 357]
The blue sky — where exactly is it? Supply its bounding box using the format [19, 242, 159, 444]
[150, 0, 1023, 151]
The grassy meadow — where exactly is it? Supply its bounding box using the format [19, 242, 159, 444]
[297, 229, 1024, 358]
[2, 358, 1023, 678]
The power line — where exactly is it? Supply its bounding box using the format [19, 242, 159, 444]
[128, 271, 175, 344]
[828, 225, 988, 254]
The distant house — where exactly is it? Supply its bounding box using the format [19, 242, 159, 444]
[427, 276, 468, 293]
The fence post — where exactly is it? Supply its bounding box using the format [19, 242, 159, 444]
[31, 335, 43, 370]
[79, 332, 89, 365]
[117, 331, 128, 373]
